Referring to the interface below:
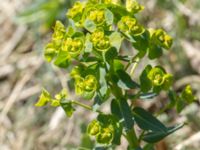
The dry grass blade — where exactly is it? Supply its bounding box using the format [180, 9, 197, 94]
[0, 58, 43, 121]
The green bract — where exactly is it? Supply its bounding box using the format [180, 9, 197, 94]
[37, 0, 196, 149]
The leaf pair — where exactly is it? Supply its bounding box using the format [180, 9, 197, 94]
[132, 107, 184, 143]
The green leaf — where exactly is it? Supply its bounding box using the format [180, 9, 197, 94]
[143, 144, 155, 150]
[60, 100, 75, 117]
[113, 59, 124, 71]
[148, 45, 163, 60]
[132, 107, 167, 132]
[105, 9, 114, 25]
[111, 99, 122, 120]
[116, 69, 140, 90]
[53, 51, 70, 68]
[118, 98, 134, 130]
[105, 47, 118, 62]
[84, 19, 96, 32]
[132, 30, 149, 51]
[80, 134, 94, 149]
[35, 88, 51, 107]
[140, 65, 152, 92]
[143, 124, 184, 143]
[109, 32, 122, 52]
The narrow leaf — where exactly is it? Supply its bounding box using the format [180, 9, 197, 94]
[133, 107, 167, 132]
[116, 69, 140, 90]
[140, 65, 152, 92]
[143, 124, 184, 143]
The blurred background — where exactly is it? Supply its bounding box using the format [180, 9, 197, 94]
[0, 0, 200, 149]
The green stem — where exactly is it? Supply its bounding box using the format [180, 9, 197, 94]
[130, 57, 140, 76]
[111, 86, 139, 148]
[72, 100, 93, 111]
[72, 100, 102, 113]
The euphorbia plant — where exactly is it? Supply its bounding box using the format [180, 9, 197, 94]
[35, 0, 196, 149]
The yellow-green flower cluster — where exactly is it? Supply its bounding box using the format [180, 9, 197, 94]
[44, 21, 66, 62]
[62, 37, 84, 58]
[181, 85, 196, 103]
[90, 29, 110, 51]
[75, 75, 97, 94]
[87, 8, 106, 25]
[87, 120, 114, 145]
[147, 67, 173, 91]
[126, 0, 144, 13]
[35, 88, 68, 107]
[102, 0, 120, 5]
[118, 16, 145, 36]
[44, 20, 85, 64]
[71, 67, 98, 99]
[52, 21, 66, 42]
[151, 29, 173, 49]
[67, 2, 84, 22]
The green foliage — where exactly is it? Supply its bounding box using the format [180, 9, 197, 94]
[17, 0, 74, 28]
[35, 0, 196, 149]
